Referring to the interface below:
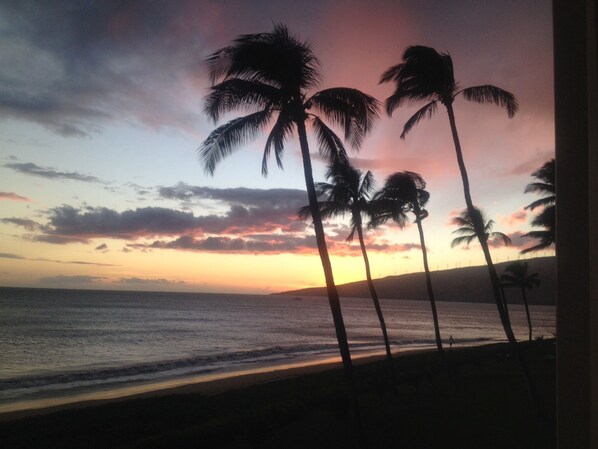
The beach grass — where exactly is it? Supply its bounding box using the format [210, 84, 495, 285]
[0, 339, 555, 449]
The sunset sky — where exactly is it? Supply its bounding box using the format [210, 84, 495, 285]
[0, 0, 554, 294]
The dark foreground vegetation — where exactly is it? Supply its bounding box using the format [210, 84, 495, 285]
[0, 339, 555, 449]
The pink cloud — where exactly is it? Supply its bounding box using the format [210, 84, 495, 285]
[498, 209, 528, 227]
[0, 192, 30, 202]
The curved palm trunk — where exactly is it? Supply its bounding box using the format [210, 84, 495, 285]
[445, 103, 514, 338]
[295, 120, 368, 447]
[414, 209, 443, 356]
[445, 102, 546, 423]
[521, 287, 533, 341]
[354, 213, 396, 383]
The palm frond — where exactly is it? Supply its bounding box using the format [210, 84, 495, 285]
[460, 85, 518, 118]
[450, 234, 477, 248]
[206, 24, 321, 90]
[400, 101, 438, 139]
[311, 116, 348, 164]
[309, 88, 380, 149]
[489, 232, 511, 246]
[199, 110, 272, 175]
[524, 181, 555, 196]
[262, 111, 294, 176]
[204, 79, 281, 123]
[520, 229, 554, 254]
[524, 196, 555, 210]
[297, 204, 312, 221]
[359, 170, 375, 199]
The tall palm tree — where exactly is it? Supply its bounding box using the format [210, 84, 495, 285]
[450, 207, 512, 248]
[380, 45, 518, 345]
[199, 25, 379, 442]
[380, 47, 548, 422]
[300, 160, 397, 382]
[521, 159, 555, 254]
[500, 262, 540, 341]
[373, 171, 444, 355]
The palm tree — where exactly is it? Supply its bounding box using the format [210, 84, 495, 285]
[199, 25, 379, 442]
[500, 262, 540, 341]
[380, 47, 548, 422]
[373, 171, 444, 356]
[300, 160, 397, 382]
[380, 45, 518, 346]
[521, 159, 555, 254]
[450, 207, 512, 248]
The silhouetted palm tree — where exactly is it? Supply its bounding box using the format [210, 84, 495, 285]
[200, 25, 379, 442]
[380, 47, 548, 423]
[373, 171, 444, 355]
[380, 45, 518, 345]
[500, 262, 540, 341]
[300, 161, 396, 382]
[522, 159, 555, 254]
[451, 207, 512, 248]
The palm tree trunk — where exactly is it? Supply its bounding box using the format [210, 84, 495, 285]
[444, 102, 547, 424]
[521, 287, 533, 342]
[354, 214, 396, 383]
[415, 212, 443, 355]
[444, 102, 514, 338]
[295, 119, 368, 448]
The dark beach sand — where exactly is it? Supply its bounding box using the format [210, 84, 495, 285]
[0, 340, 555, 449]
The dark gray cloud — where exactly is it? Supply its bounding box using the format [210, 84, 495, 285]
[130, 234, 317, 254]
[0, 0, 209, 136]
[0, 252, 118, 266]
[1, 217, 43, 231]
[95, 243, 108, 251]
[4, 162, 105, 183]
[39, 275, 104, 284]
[0, 253, 25, 260]
[29, 185, 310, 243]
[158, 183, 307, 207]
[118, 277, 185, 285]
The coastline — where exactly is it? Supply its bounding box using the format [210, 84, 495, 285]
[0, 340, 556, 448]
[0, 348, 431, 421]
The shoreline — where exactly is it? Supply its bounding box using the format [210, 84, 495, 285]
[0, 340, 556, 448]
[0, 347, 434, 422]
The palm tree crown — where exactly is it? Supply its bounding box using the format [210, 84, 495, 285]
[521, 159, 555, 254]
[500, 261, 541, 290]
[380, 45, 518, 139]
[299, 161, 376, 242]
[201, 24, 379, 175]
[451, 207, 511, 248]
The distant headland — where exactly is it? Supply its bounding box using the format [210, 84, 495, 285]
[278, 256, 555, 305]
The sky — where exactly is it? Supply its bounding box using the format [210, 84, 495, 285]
[0, 0, 555, 294]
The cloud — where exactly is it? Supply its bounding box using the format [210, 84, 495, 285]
[95, 243, 108, 251]
[158, 183, 307, 208]
[117, 277, 185, 285]
[39, 275, 104, 284]
[1, 217, 43, 231]
[0, 252, 25, 260]
[0, 192, 30, 202]
[0, 0, 212, 136]
[4, 162, 105, 183]
[498, 209, 528, 227]
[0, 252, 118, 266]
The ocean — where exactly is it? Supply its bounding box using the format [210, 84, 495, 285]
[0, 287, 555, 413]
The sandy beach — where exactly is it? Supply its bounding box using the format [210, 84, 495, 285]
[0, 340, 556, 448]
